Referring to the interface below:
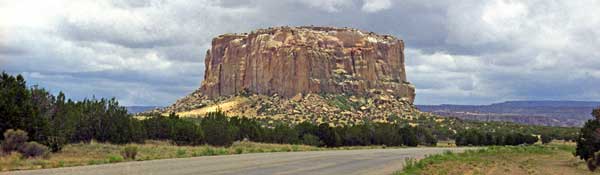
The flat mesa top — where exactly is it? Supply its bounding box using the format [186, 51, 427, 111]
[215, 26, 401, 46]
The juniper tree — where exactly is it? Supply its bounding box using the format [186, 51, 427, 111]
[576, 107, 600, 171]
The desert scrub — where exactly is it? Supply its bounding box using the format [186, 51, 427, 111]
[1, 129, 28, 153]
[1, 129, 50, 159]
[19, 142, 50, 158]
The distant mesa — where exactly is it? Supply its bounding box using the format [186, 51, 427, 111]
[418, 100, 600, 127]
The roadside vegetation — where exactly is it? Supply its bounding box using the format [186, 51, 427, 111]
[397, 143, 599, 175]
[398, 107, 600, 174]
[0, 140, 393, 171]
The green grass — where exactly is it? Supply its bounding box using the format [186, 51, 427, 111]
[399, 150, 465, 175]
[397, 145, 548, 175]
[395, 144, 588, 175]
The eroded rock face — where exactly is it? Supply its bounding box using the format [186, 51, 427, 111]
[200, 26, 415, 103]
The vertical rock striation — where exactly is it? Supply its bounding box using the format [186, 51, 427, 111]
[200, 26, 415, 103]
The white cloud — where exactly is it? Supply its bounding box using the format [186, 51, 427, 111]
[298, 0, 352, 12]
[0, 0, 63, 28]
[361, 0, 392, 13]
[406, 49, 501, 104]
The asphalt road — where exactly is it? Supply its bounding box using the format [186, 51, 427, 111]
[2, 147, 475, 175]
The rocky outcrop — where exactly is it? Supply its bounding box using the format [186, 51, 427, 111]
[199, 26, 415, 103]
[156, 92, 419, 126]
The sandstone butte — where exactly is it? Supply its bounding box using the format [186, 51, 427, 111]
[199, 26, 415, 103]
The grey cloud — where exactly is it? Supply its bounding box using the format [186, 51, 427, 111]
[2, 0, 600, 106]
[20, 70, 201, 105]
[58, 21, 180, 49]
[0, 44, 25, 55]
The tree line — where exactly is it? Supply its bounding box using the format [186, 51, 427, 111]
[143, 111, 439, 147]
[454, 129, 538, 146]
[0, 71, 580, 154]
[0, 72, 144, 152]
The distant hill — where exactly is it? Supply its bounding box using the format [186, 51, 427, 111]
[125, 106, 162, 114]
[491, 101, 600, 108]
[417, 100, 600, 127]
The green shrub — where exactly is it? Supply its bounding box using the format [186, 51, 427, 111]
[1, 129, 28, 153]
[176, 149, 187, 158]
[191, 151, 200, 157]
[216, 148, 228, 155]
[58, 160, 65, 167]
[235, 147, 244, 154]
[302, 134, 322, 146]
[202, 147, 216, 156]
[107, 155, 124, 163]
[400, 127, 418, 147]
[170, 116, 204, 146]
[121, 146, 138, 160]
[541, 135, 552, 144]
[202, 111, 238, 147]
[46, 136, 67, 153]
[19, 142, 49, 158]
[291, 145, 300, 151]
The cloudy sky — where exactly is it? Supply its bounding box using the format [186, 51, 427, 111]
[1, 0, 599, 106]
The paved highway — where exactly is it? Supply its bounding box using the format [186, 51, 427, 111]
[2, 147, 475, 175]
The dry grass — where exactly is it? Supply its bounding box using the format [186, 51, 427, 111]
[0, 140, 388, 172]
[436, 140, 456, 147]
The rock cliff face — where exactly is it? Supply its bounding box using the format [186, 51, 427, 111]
[199, 26, 415, 103]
